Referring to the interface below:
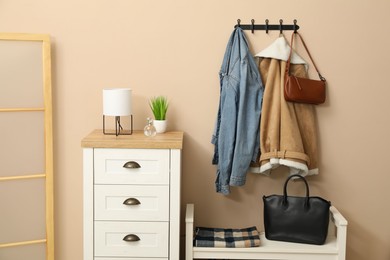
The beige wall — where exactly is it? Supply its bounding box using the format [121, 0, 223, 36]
[1, 0, 390, 259]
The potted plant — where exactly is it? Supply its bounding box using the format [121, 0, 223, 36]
[149, 96, 169, 133]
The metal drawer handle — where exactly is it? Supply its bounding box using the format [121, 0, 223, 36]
[123, 234, 140, 242]
[123, 161, 141, 169]
[123, 198, 141, 206]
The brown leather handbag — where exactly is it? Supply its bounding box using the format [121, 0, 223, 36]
[284, 32, 326, 105]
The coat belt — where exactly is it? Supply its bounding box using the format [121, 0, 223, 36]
[260, 150, 310, 165]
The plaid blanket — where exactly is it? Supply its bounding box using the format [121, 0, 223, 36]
[194, 226, 260, 248]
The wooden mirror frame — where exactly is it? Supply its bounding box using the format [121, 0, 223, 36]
[0, 33, 54, 260]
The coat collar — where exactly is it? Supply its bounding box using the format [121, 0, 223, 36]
[254, 36, 307, 65]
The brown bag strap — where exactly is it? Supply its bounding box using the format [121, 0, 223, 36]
[286, 32, 326, 81]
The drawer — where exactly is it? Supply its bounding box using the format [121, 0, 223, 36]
[94, 221, 168, 258]
[94, 185, 169, 221]
[94, 149, 169, 184]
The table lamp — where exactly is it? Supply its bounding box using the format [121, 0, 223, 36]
[103, 88, 133, 136]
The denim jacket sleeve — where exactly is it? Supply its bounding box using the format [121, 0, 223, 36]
[212, 28, 264, 195]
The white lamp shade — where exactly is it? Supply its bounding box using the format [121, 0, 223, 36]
[103, 88, 132, 116]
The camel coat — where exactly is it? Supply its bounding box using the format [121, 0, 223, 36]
[250, 36, 319, 176]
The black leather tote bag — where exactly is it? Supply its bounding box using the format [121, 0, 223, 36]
[263, 174, 331, 245]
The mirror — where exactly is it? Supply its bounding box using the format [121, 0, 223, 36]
[0, 33, 54, 260]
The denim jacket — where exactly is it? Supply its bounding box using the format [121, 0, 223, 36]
[211, 27, 264, 195]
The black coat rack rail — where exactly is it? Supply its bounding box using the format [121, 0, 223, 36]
[235, 19, 299, 34]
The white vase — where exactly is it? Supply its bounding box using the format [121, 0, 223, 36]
[153, 120, 167, 133]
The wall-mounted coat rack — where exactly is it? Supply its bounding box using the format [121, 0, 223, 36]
[235, 19, 299, 34]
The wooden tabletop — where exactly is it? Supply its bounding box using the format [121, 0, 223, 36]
[81, 129, 183, 149]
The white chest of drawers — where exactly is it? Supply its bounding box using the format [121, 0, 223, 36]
[82, 130, 183, 260]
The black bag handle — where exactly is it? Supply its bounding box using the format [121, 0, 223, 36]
[283, 174, 310, 207]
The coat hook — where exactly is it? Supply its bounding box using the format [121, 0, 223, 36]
[251, 19, 255, 34]
[279, 19, 283, 34]
[265, 19, 269, 34]
[293, 19, 298, 33]
[237, 19, 241, 27]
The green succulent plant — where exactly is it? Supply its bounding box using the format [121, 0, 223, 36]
[149, 96, 169, 120]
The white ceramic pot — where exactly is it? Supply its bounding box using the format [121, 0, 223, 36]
[153, 120, 167, 133]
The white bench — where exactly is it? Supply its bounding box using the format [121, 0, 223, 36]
[185, 204, 347, 260]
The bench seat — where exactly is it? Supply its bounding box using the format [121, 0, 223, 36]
[185, 204, 347, 260]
